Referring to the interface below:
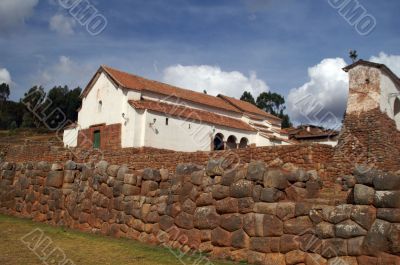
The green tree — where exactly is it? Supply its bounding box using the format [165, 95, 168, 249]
[0, 83, 10, 102]
[240, 91, 256, 105]
[256, 92, 292, 128]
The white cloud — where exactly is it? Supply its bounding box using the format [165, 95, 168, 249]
[0, 68, 12, 84]
[287, 58, 348, 128]
[49, 14, 76, 35]
[162, 64, 269, 98]
[36, 56, 92, 89]
[0, 0, 38, 32]
[370, 52, 400, 76]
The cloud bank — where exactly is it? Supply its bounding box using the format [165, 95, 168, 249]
[162, 64, 269, 98]
[287, 58, 349, 128]
[0, 68, 12, 85]
[0, 0, 38, 32]
[49, 14, 77, 35]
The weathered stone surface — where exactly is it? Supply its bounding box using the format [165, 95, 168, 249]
[348, 236, 365, 256]
[123, 174, 137, 185]
[356, 256, 377, 265]
[221, 168, 238, 186]
[343, 175, 357, 188]
[248, 251, 266, 265]
[182, 199, 196, 215]
[116, 165, 129, 181]
[354, 184, 375, 205]
[363, 219, 392, 254]
[250, 237, 275, 253]
[254, 202, 277, 215]
[175, 212, 194, 229]
[327, 257, 358, 265]
[46, 171, 64, 188]
[260, 187, 283, 203]
[216, 197, 238, 214]
[238, 197, 254, 214]
[247, 161, 266, 182]
[316, 222, 335, 239]
[95, 160, 108, 176]
[306, 253, 327, 265]
[264, 214, 283, 236]
[276, 202, 295, 221]
[211, 227, 231, 247]
[373, 171, 400, 190]
[231, 229, 249, 249]
[335, 220, 367, 239]
[107, 165, 120, 177]
[122, 184, 140, 196]
[374, 191, 400, 208]
[350, 205, 376, 230]
[220, 214, 243, 232]
[191, 170, 204, 185]
[286, 250, 305, 265]
[230, 179, 253, 198]
[284, 216, 313, 235]
[321, 239, 347, 258]
[142, 168, 161, 181]
[37, 161, 51, 171]
[195, 193, 214, 206]
[159, 215, 174, 231]
[212, 185, 230, 200]
[323, 205, 352, 224]
[141, 181, 158, 195]
[206, 158, 224, 177]
[175, 163, 202, 176]
[377, 208, 400, 223]
[65, 160, 77, 170]
[193, 206, 219, 229]
[388, 223, 400, 254]
[265, 253, 285, 265]
[285, 186, 307, 201]
[354, 165, 374, 185]
[264, 169, 289, 189]
[280, 234, 300, 253]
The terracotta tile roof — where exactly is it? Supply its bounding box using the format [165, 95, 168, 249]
[128, 99, 256, 132]
[90, 66, 241, 114]
[288, 126, 339, 140]
[260, 133, 294, 144]
[218, 95, 282, 121]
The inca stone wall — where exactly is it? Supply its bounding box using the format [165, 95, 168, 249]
[0, 159, 399, 265]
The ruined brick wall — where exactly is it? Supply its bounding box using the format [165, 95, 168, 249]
[77, 123, 121, 150]
[331, 108, 400, 177]
[1, 143, 334, 180]
[0, 160, 399, 265]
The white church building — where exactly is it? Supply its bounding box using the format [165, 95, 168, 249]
[63, 65, 291, 152]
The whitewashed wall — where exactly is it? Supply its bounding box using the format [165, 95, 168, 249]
[63, 127, 78, 147]
[380, 72, 400, 130]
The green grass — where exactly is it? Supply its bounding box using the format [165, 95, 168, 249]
[0, 214, 236, 265]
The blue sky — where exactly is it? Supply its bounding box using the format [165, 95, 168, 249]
[1, 0, 400, 125]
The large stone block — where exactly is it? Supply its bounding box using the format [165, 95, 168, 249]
[264, 169, 289, 189]
[285, 250, 305, 265]
[216, 197, 238, 214]
[320, 239, 347, 259]
[212, 185, 230, 200]
[175, 212, 194, 230]
[231, 229, 250, 249]
[238, 197, 254, 214]
[363, 219, 392, 254]
[142, 168, 161, 182]
[141, 180, 158, 196]
[122, 184, 140, 196]
[206, 158, 224, 177]
[265, 253, 285, 265]
[374, 191, 400, 208]
[276, 202, 295, 221]
[353, 165, 374, 185]
[327, 257, 358, 265]
[211, 227, 231, 247]
[46, 171, 64, 188]
[196, 193, 214, 206]
[280, 234, 300, 253]
[246, 161, 266, 182]
[316, 222, 335, 239]
[373, 172, 400, 190]
[263, 214, 283, 236]
[230, 179, 253, 198]
[354, 184, 375, 205]
[193, 206, 219, 229]
[284, 216, 313, 235]
[220, 214, 243, 232]
[350, 205, 376, 230]
[377, 208, 400, 223]
[335, 220, 367, 239]
[260, 187, 283, 203]
[347, 236, 365, 256]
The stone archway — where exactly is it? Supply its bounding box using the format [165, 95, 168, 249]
[213, 133, 225, 150]
[226, 135, 237, 150]
[239, 137, 249, 149]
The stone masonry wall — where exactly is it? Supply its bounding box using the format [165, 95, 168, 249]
[0, 159, 399, 265]
[1, 143, 334, 180]
[331, 108, 400, 177]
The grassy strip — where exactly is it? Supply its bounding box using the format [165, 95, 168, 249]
[0, 214, 237, 265]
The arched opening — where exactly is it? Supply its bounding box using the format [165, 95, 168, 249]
[213, 133, 225, 150]
[226, 135, 237, 150]
[239, 137, 249, 149]
[394, 98, 400, 116]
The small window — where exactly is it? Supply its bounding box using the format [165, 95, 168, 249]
[166, 118, 169, 125]
[188, 124, 191, 129]
[98, 100, 103, 112]
[93, 130, 100, 149]
[394, 98, 400, 116]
